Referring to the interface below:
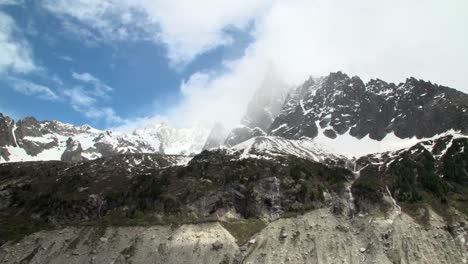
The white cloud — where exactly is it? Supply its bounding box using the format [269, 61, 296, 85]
[245, 0, 468, 89]
[0, 0, 23, 6]
[0, 5, 122, 126]
[41, 0, 271, 65]
[59, 55, 73, 62]
[62, 86, 123, 125]
[62, 87, 95, 107]
[63, 73, 122, 125]
[72, 71, 112, 98]
[0, 11, 36, 74]
[161, 0, 468, 129]
[72, 71, 100, 83]
[167, 54, 268, 128]
[8, 77, 59, 101]
[132, 0, 271, 65]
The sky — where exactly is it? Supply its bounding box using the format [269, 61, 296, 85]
[1, 0, 467, 131]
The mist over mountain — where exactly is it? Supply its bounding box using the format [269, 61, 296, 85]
[224, 66, 290, 147]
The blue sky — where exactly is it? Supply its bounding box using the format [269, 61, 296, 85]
[1, 0, 467, 130]
[0, 1, 254, 129]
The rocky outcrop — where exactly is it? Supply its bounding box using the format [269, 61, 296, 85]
[0, 114, 16, 148]
[269, 72, 468, 140]
[0, 114, 16, 162]
[61, 138, 84, 163]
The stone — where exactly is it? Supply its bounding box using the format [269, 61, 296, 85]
[212, 241, 223, 251]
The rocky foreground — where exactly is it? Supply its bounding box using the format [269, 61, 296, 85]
[0, 209, 466, 264]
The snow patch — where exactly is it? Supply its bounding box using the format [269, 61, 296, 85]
[313, 121, 465, 157]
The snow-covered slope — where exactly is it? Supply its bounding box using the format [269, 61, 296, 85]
[229, 136, 349, 166]
[311, 125, 468, 158]
[132, 123, 208, 155]
[356, 131, 468, 172]
[0, 115, 209, 163]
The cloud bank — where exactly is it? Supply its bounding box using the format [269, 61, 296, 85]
[164, 0, 468, 128]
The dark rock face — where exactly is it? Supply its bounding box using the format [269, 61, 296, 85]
[0, 114, 16, 161]
[269, 72, 468, 140]
[0, 114, 16, 148]
[61, 138, 84, 163]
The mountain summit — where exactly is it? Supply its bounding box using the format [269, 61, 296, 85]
[270, 72, 468, 141]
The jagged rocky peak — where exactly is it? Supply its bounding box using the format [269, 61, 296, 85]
[224, 66, 290, 146]
[269, 71, 468, 143]
[0, 113, 16, 148]
[366, 78, 396, 95]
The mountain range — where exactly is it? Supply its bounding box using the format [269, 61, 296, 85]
[0, 71, 467, 263]
[0, 114, 208, 163]
[4, 71, 466, 163]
